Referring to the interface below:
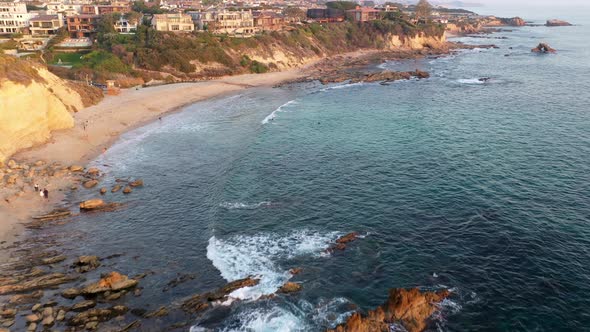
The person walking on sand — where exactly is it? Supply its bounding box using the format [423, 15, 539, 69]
[43, 188, 49, 199]
[39, 189, 44, 198]
[34, 183, 39, 192]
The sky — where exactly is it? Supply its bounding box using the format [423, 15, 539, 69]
[444, 0, 590, 21]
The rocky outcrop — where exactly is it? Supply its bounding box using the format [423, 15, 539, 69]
[79, 199, 105, 210]
[0, 54, 102, 163]
[278, 282, 302, 294]
[80, 271, 138, 295]
[532, 43, 557, 54]
[327, 232, 360, 253]
[546, 19, 572, 27]
[318, 70, 430, 85]
[327, 288, 450, 332]
[182, 277, 260, 313]
[501, 17, 526, 26]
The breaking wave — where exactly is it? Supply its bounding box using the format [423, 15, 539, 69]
[261, 100, 298, 124]
[206, 230, 340, 302]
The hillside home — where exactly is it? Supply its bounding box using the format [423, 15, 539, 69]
[0, 2, 38, 34]
[253, 11, 285, 31]
[346, 6, 381, 22]
[67, 14, 98, 37]
[211, 10, 257, 35]
[151, 13, 194, 32]
[29, 14, 64, 36]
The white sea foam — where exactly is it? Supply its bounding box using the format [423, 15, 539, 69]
[457, 78, 486, 85]
[206, 230, 340, 302]
[261, 100, 298, 124]
[219, 201, 272, 210]
[320, 82, 366, 92]
[220, 307, 308, 332]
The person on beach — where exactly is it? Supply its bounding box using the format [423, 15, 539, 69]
[43, 189, 49, 199]
[34, 183, 39, 192]
[39, 190, 44, 198]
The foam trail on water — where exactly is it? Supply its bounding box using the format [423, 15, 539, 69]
[262, 100, 297, 124]
[320, 82, 366, 92]
[457, 78, 486, 85]
[219, 201, 272, 210]
[206, 230, 340, 302]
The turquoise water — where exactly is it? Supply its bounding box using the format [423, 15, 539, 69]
[47, 18, 590, 331]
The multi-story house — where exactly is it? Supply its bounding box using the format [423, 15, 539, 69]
[151, 13, 194, 32]
[29, 13, 64, 36]
[187, 10, 214, 30]
[211, 10, 257, 35]
[0, 2, 38, 35]
[46, 2, 84, 17]
[346, 6, 381, 22]
[66, 14, 98, 37]
[114, 16, 138, 34]
[253, 11, 285, 31]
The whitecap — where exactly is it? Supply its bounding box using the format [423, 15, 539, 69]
[457, 78, 486, 85]
[219, 307, 308, 332]
[206, 230, 340, 301]
[219, 201, 272, 210]
[261, 100, 298, 124]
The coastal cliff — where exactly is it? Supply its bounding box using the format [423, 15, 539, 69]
[0, 55, 102, 163]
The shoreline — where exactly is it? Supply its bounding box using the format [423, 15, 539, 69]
[0, 49, 388, 246]
[0, 42, 470, 247]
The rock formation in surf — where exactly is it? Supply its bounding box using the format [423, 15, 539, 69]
[326, 288, 450, 332]
[531, 43, 557, 54]
[546, 19, 572, 27]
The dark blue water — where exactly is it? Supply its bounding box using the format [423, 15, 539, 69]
[45, 17, 590, 331]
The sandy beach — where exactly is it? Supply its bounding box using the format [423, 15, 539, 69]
[0, 65, 312, 245]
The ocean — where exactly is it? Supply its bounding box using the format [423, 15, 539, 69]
[36, 13, 590, 331]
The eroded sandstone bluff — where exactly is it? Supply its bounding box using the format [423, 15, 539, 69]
[0, 54, 102, 163]
[327, 288, 450, 332]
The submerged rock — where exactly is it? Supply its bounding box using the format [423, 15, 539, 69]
[129, 179, 144, 187]
[123, 186, 132, 194]
[0, 273, 77, 295]
[83, 180, 99, 189]
[72, 255, 101, 273]
[111, 184, 122, 193]
[278, 282, 302, 294]
[326, 288, 450, 332]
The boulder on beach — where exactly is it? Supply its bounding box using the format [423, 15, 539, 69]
[79, 199, 105, 210]
[69, 165, 84, 172]
[326, 288, 450, 332]
[532, 43, 557, 53]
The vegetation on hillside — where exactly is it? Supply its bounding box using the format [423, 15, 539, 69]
[43, 15, 443, 86]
